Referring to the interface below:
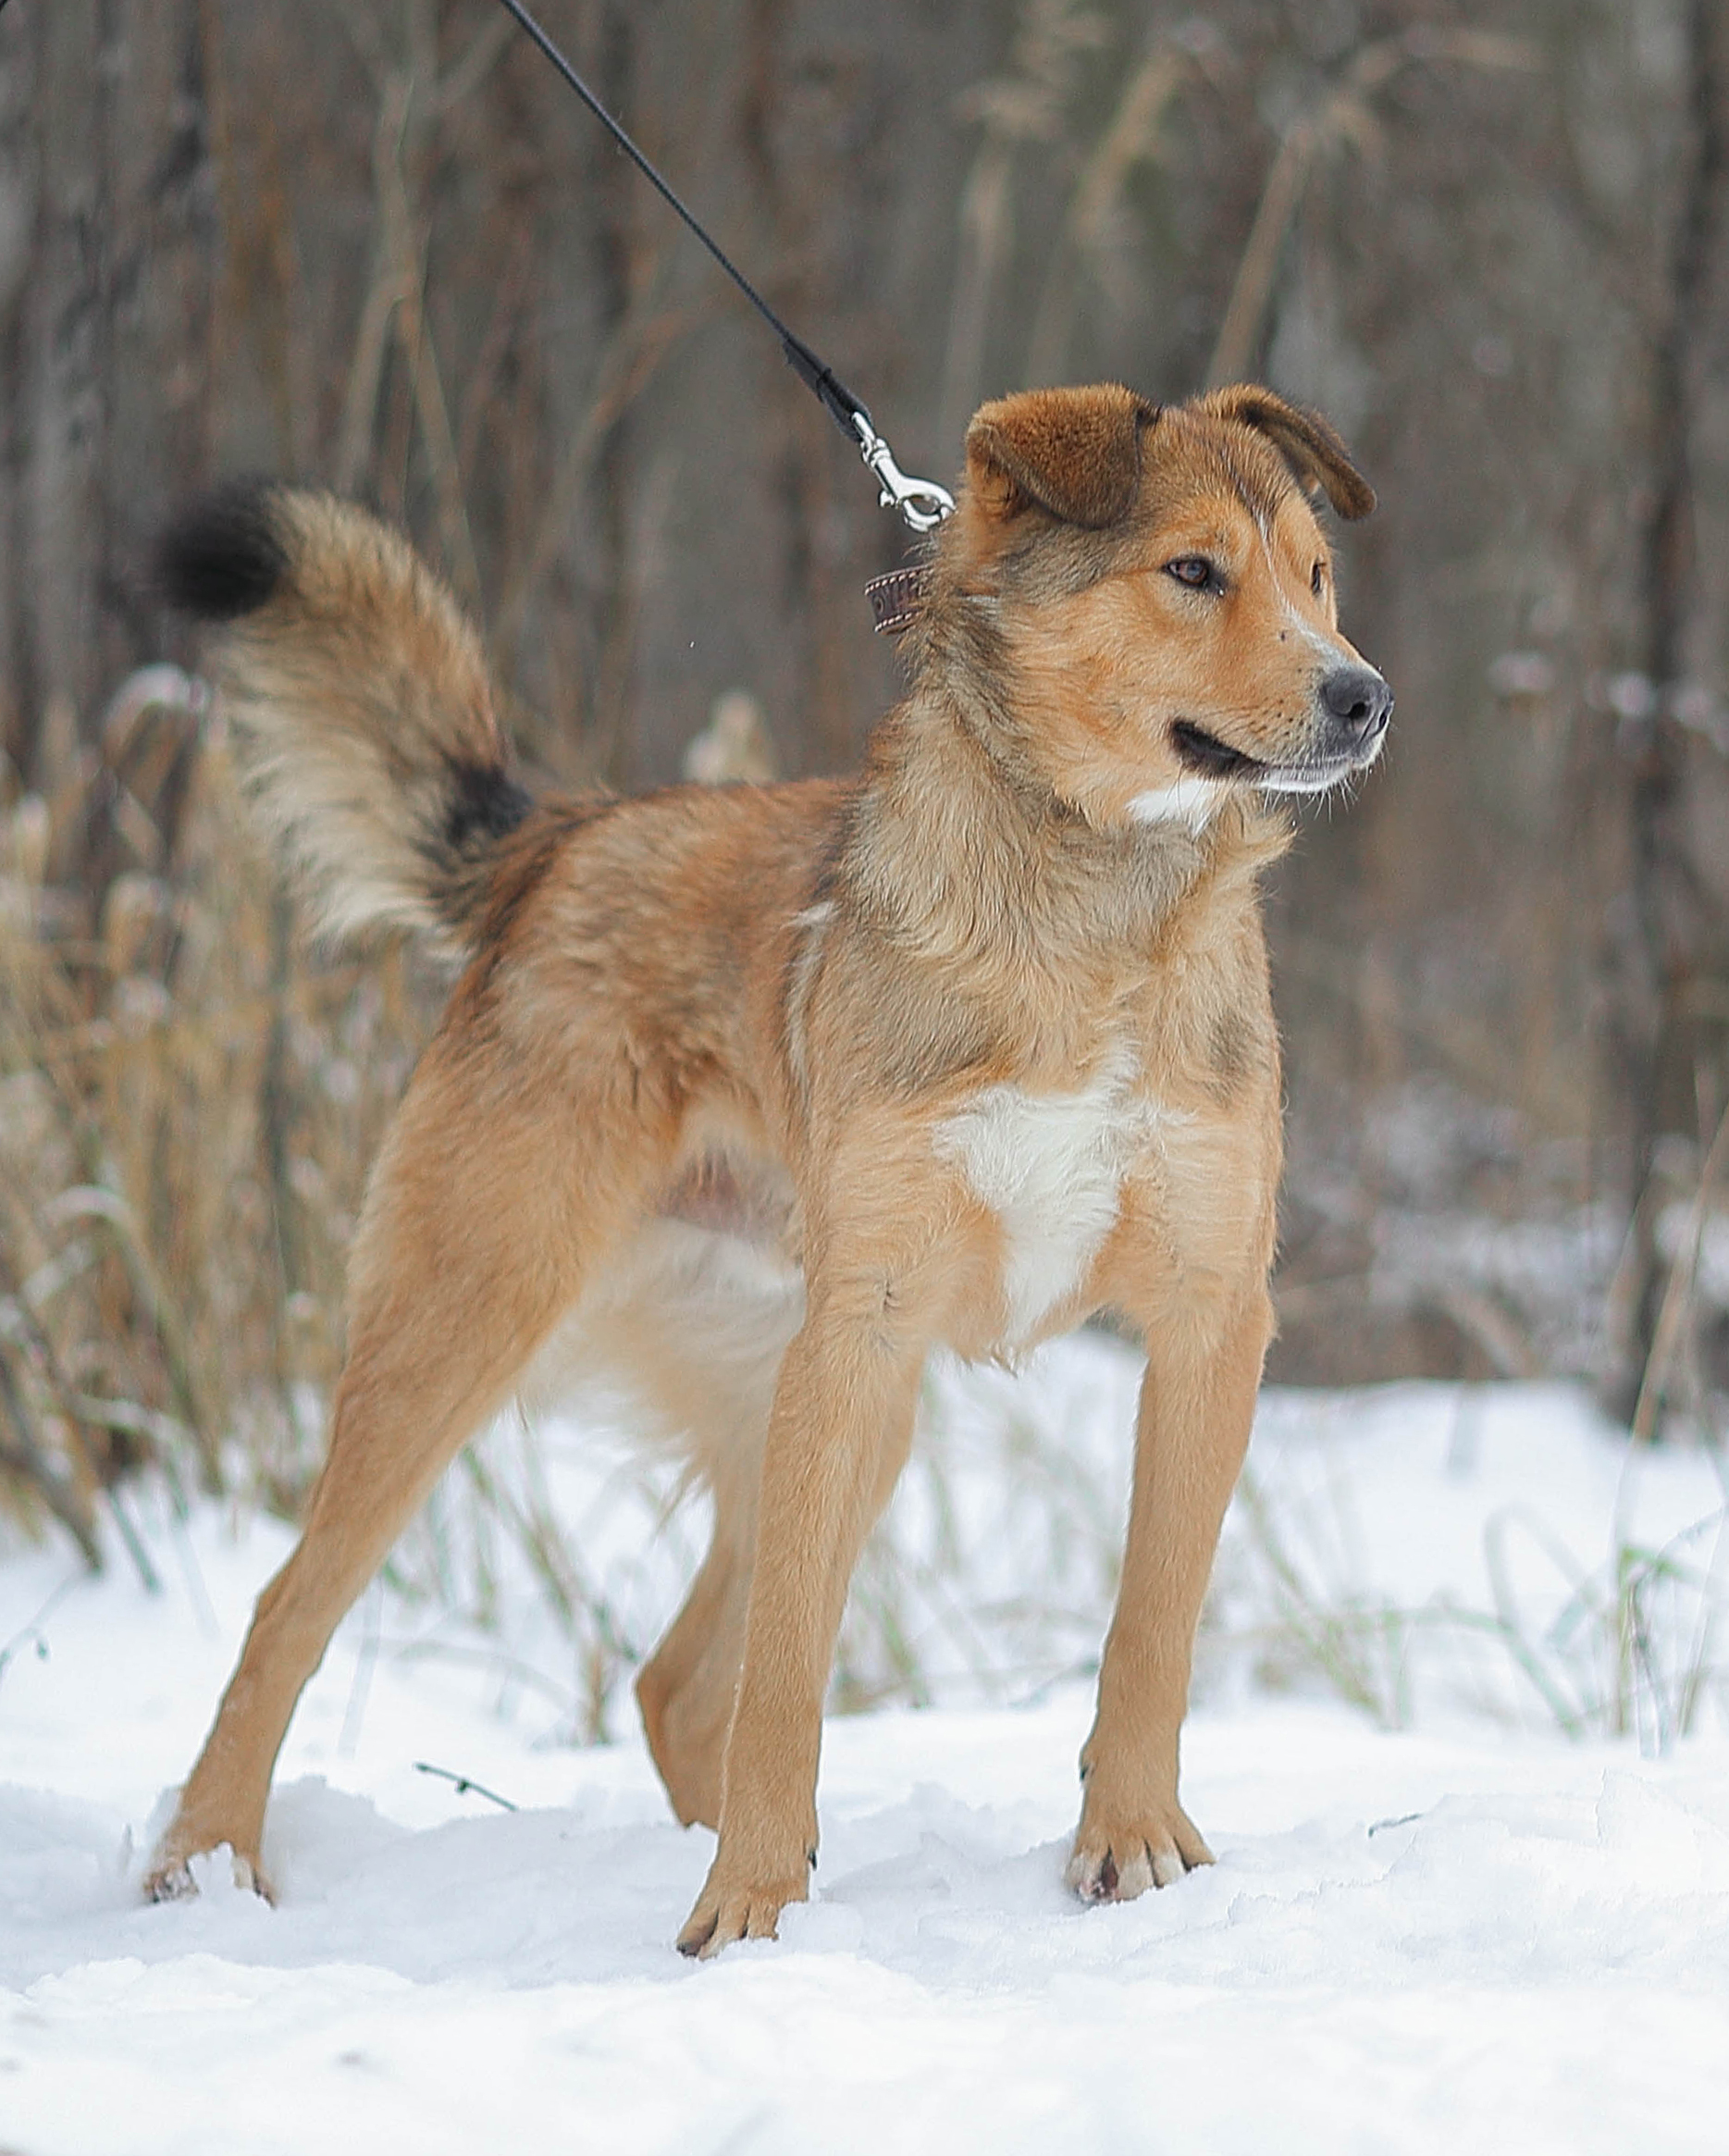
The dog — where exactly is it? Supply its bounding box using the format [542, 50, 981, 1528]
[143, 382, 1389, 1955]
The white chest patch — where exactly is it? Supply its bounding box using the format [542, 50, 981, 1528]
[934, 1047, 1167, 1349]
[1128, 774, 1221, 832]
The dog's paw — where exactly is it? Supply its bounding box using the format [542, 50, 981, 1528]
[142, 1841, 270, 1905]
[142, 1858, 197, 1903]
[675, 1852, 810, 1959]
[1065, 1791, 1212, 1903]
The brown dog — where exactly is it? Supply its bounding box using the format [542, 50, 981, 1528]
[144, 383, 1389, 1955]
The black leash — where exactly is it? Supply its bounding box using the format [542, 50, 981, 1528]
[0, 0, 944, 608]
[491, 0, 953, 535]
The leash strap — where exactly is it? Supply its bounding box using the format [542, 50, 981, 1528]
[493, 0, 953, 533]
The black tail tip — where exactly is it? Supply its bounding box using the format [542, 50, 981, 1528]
[156, 478, 290, 621]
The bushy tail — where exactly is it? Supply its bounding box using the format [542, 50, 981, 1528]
[158, 482, 534, 958]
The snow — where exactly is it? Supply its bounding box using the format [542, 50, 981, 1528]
[4, 1340, 1729, 2153]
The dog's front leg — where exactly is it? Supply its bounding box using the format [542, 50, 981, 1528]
[1067, 1282, 1272, 1902]
[676, 1285, 925, 1957]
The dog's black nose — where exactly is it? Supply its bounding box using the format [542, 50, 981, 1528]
[1319, 665, 1393, 742]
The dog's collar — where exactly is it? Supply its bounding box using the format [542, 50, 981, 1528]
[865, 564, 931, 636]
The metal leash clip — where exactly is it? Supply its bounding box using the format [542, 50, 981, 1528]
[853, 414, 955, 533]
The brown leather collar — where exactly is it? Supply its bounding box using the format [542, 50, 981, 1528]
[865, 564, 931, 636]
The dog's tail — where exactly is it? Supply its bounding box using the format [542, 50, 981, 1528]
[158, 481, 537, 960]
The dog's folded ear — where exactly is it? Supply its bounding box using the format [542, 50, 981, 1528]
[965, 385, 1157, 528]
[1203, 386, 1377, 521]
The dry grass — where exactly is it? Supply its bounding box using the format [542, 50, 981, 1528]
[0, 673, 436, 1576]
[1204, 29, 1541, 389]
[1219, 1402, 1729, 1754]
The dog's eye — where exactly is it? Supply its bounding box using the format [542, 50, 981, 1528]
[1166, 556, 1216, 590]
[1311, 561, 1327, 597]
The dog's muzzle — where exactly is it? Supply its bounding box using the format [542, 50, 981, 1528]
[1170, 661, 1394, 797]
[1317, 664, 1394, 762]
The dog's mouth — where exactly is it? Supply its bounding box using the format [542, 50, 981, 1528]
[1168, 719, 1381, 796]
[1168, 721, 1263, 780]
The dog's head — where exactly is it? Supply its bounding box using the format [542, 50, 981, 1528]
[941, 383, 1390, 829]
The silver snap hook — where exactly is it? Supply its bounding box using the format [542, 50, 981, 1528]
[853, 415, 956, 534]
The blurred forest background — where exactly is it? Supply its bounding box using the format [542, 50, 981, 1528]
[4, 0, 1729, 1585]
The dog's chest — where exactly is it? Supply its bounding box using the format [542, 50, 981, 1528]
[933, 1047, 1170, 1348]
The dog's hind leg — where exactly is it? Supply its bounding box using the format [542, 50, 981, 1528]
[144, 1025, 667, 1900]
[636, 1472, 755, 1830]
[609, 1236, 797, 1830]
[640, 1347, 912, 1836]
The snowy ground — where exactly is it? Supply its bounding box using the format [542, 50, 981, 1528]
[4, 1340, 1729, 2153]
